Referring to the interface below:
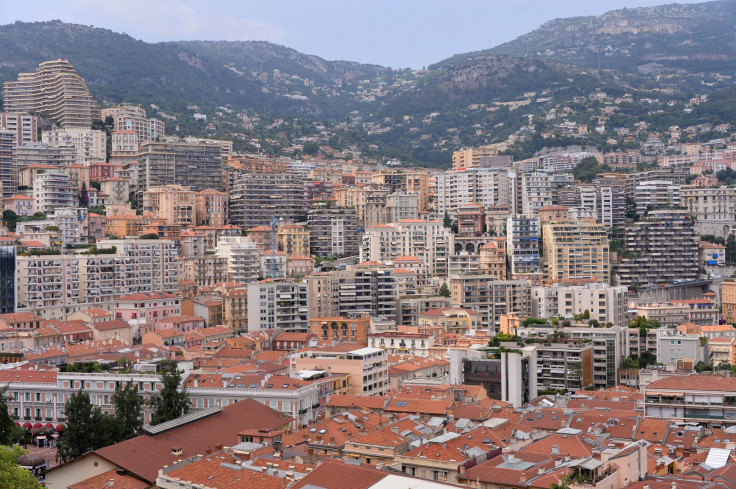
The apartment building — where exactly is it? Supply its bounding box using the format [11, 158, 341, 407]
[449, 275, 531, 332]
[656, 328, 705, 366]
[531, 283, 627, 326]
[360, 219, 453, 277]
[247, 281, 309, 332]
[277, 224, 310, 257]
[0, 112, 37, 145]
[308, 203, 359, 257]
[506, 214, 541, 279]
[636, 303, 691, 329]
[386, 192, 419, 223]
[15, 143, 77, 170]
[635, 180, 681, 214]
[452, 146, 499, 170]
[222, 287, 248, 332]
[15, 238, 179, 319]
[33, 170, 77, 214]
[136, 139, 225, 201]
[681, 186, 736, 236]
[535, 341, 594, 391]
[229, 172, 305, 229]
[333, 185, 389, 228]
[109, 130, 138, 166]
[101, 104, 165, 142]
[578, 178, 627, 229]
[307, 264, 398, 319]
[0, 246, 15, 314]
[521, 172, 574, 215]
[617, 210, 699, 287]
[3, 59, 100, 127]
[542, 218, 610, 283]
[722, 281, 736, 324]
[0, 130, 15, 199]
[194, 189, 228, 227]
[291, 346, 388, 396]
[625, 169, 688, 197]
[434, 168, 511, 218]
[178, 255, 228, 288]
[644, 375, 736, 427]
[42, 127, 106, 164]
[417, 307, 482, 335]
[142, 185, 195, 227]
[396, 296, 452, 327]
[215, 236, 261, 284]
[479, 238, 507, 279]
[309, 314, 371, 345]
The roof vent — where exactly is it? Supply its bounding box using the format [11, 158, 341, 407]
[171, 446, 183, 456]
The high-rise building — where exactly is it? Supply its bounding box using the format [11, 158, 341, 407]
[142, 185, 195, 227]
[0, 245, 15, 314]
[33, 169, 76, 214]
[15, 143, 77, 170]
[449, 275, 531, 332]
[42, 127, 106, 164]
[635, 180, 681, 215]
[617, 209, 699, 287]
[215, 236, 262, 284]
[247, 281, 309, 332]
[194, 189, 228, 227]
[0, 131, 15, 199]
[0, 112, 38, 145]
[308, 202, 359, 257]
[521, 172, 574, 215]
[360, 219, 454, 277]
[136, 140, 225, 201]
[542, 218, 610, 283]
[531, 283, 628, 326]
[16, 238, 179, 319]
[3, 59, 100, 127]
[306, 264, 398, 319]
[101, 104, 165, 142]
[229, 172, 305, 230]
[452, 146, 499, 170]
[681, 186, 736, 237]
[277, 224, 310, 257]
[506, 215, 541, 278]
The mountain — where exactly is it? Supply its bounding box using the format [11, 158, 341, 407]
[0, 20, 392, 119]
[482, 0, 736, 74]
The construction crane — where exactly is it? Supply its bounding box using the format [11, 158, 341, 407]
[269, 215, 283, 279]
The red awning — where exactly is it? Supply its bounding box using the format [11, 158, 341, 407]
[33, 422, 42, 428]
[44, 423, 53, 428]
[14, 422, 20, 426]
[55, 424, 63, 432]
[22, 422, 32, 429]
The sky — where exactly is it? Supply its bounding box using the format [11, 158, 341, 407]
[1, 0, 705, 68]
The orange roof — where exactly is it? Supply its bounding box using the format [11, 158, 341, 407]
[69, 470, 148, 489]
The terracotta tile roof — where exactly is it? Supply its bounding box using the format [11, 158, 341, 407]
[635, 418, 670, 444]
[80, 308, 114, 318]
[566, 398, 637, 411]
[646, 375, 736, 392]
[517, 432, 597, 459]
[164, 450, 287, 489]
[514, 408, 572, 431]
[69, 470, 148, 489]
[459, 452, 554, 487]
[325, 394, 387, 410]
[568, 412, 641, 440]
[93, 320, 131, 332]
[290, 458, 386, 489]
[0, 368, 58, 384]
[90, 399, 291, 484]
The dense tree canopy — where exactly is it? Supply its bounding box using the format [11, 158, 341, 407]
[149, 361, 190, 425]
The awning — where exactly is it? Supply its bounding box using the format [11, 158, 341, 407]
[33, 422, 43, 428]
[36, 435, 46, 440]
[55, 424, 64, 432]
[22, 422, 32, 429]
[44, 423, 53, 428]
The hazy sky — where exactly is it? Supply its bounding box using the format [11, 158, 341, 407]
[1, 0, 704, 68]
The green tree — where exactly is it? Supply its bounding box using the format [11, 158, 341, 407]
[1, 210, 20, 232]
[727, 233, 736, 266]
[149, 362, 189, 425]
[438, 282, 451, 297]
[57, 390, 98, 462]
[0, 387, 17, 445]
[0, 445, 42, 489]
[112, 381, 143, 440]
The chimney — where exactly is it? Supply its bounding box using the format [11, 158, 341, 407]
[459, 466, 466, 475]
[390, 426, 399, 435]
[538, 468, 545, 476]
[215, 443, 223, 451]
[205, 448, 211, 455]
[671, 482, 677, 489]
[520, 472, 528, 483]
[106, 480, 114, 488]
